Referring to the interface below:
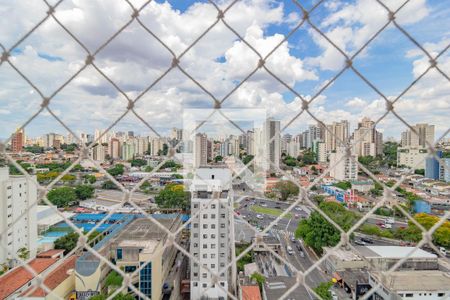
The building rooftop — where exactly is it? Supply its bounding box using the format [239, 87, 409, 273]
[356, 246, 437, 259]
[22, 255, 77, 297]
[371, 271, 450, 292]
[324, 247, 363, 262]
[37, 249, 65, 259]
[263, 277, 308, 300]
[241, 285, 262, 300]
[0, 257, 59, 299]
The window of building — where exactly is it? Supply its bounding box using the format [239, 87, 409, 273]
[203, 254, 207, 258]
[211, 264, 215, 268]
[202, 273, 207, 278]
[211, 234, 216, 239]
[221, 223, 225, 228]
[211, 204, 216, 209]
[203, 214, 208, 219]
[438, 293, 445, 297]
[194, 233, 198, 238]
[221, 213, 225, 218]
[211, 224, 216, 229]
[193, 204, 198, 208]
[220, 282, 225, 287]
[405, 294, 413, 298]
[220, 233, 225, 238]
[194, 243, 198, 248]
[116, 248, 123, 260]
[203, 283, 207, 288]
[211, 244, 216, 249]
[193, 282, 198, 287]
[220, 243, 225, 247]
[194, 223, 198, 228]
[203, 234, 207, 238]
[203, 224, 208, 229]
[220, 253, 225, 257]
[220, 263, 225, 267]
[211, 254, 215, 258]
[203, 244, 207, 249]
[211, 214, 216, 219]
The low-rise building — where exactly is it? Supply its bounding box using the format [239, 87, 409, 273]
[369, 271, 450, 300]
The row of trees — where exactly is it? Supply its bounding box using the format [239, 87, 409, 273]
[155, 184, 190, 210]
[47, 185, 95, 207]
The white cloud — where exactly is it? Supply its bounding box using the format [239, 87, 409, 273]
[345, 97, 368, 108]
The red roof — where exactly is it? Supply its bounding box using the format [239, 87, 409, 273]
[242, 285, 262, 300]
[0, 258, 58, 299]
[37, 249, 64, 258]
[23, 256, 77, 297]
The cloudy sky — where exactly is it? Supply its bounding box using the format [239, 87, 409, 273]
[0, 0, 448, 141]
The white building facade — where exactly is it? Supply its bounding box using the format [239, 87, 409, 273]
[0, 167, 38, 266]
[190, 168, 234, 300]
[329, 147, 358, 181]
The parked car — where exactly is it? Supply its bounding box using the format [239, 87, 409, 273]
[256, 214, 264, 220]
[440, 247, 447, 256]
[386, 218, 395, 224]
[330, 290, 338, 300]
[295, 206, 302, 211]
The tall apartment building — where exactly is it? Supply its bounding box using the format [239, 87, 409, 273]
[313, 141, 327, 163]
[325, 120, 349, 152]
[11, 129, 25, 153]
[439, 158, 450, 183]
[171, 128, 183, 141]
[352, 117, 383, 157]
[401, 123, 435, 147]
[190, 168, 234, 300]
[329, 147, 358, 181]
[0, 167, 37, 266]
[194, 133, 208, 168]
[264, 118, 280, 170]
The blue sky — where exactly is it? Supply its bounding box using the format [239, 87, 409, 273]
[0, 0, 448, 141]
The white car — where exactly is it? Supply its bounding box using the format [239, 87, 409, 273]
[256, 214, 264, 220]
[261, 203, 268, 207]
[386, 218, 395, 224]
[383, 223, 393, 229]
[286, 246, 294, 255]
[330, 290, 338, 300]
[440, 247, 447, 256]
[294, 206, 302, 211]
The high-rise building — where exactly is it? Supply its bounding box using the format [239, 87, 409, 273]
[190, 167, 234, 300]
[329, 147, 358, 181]
[325, 120, 349, 152]
[314, 141, 327, 163]
[352, 117, 383, 157]
[0, 167, 37, 266]
[264, 118, 280, 170]
[425, 150, 443, 180]
[194, 133, 208, 168]
[171, 128, 183, 141]
[110, 138, 121, 159]
[401, 123, 435, 147]
[439, 158, 450, 183]
[11, 129, 24, 153]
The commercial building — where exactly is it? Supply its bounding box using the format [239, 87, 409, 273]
[329, 147, 358, 181]
[0, 167, 38, 266]
[397, 146, 428, 169]
[425, 150, 442, 180]
[190, 167, 234, 300]
[369, 271, 450, 300]
[109, 217, 182, 300]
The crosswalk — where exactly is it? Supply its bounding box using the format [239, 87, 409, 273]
[269, 228, 296, 239]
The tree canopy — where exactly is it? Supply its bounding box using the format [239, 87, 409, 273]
[47, 186, 77, 207]
[155, 184, 190, 210]
[74, 185, 95, 200]
[275, 180, 299, 201]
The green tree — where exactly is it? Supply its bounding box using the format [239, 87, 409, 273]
[108, 164, 125, 176]
[17, 247, 30, 260]
[275, 180, 299, 201]
[298, 150, 317, 165]
[250, 272, 266, 290]
[155, 184, 190, 210]
[105, 271, 123, 288]
[83, 174, 97, 184]
[144, 165, 153, 172]
[75, 185, 95, 200]
[129, 159, 147, 167]
[235, 243, 253, 272]
[333, 181, 352, 190]
[283, 155, 298, 167]
[414, 169, 425, 175]
[61, 174, 76, 183]
[242, 155, 254, 165]
[47, 187, 77, 207]
[54, 232, 79, 254]
[102, 180, 118, 190]
[314, 282, 333, 300]
[214, 155, 223, 163]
